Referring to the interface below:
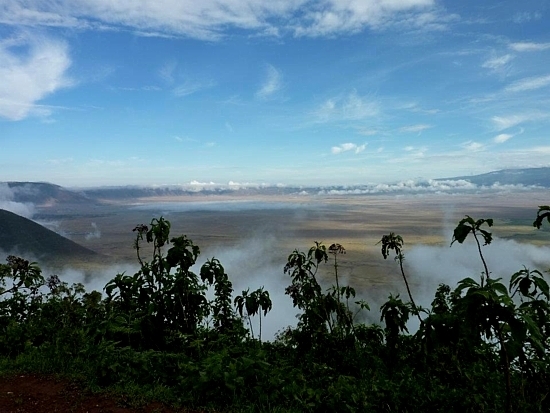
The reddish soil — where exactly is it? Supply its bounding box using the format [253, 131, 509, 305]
[0, 374, 204, 413]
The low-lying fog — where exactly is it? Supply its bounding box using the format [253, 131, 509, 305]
[3, 232, 550, 341]
[2, 181, 550, 339]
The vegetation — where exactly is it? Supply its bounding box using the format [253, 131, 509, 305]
[1, 206, 550, 412]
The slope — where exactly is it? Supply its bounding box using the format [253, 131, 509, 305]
[0, 209, 102, 264]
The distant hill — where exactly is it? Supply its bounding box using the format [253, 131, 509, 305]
[438, 167, 550, 188]
[3, 182, 94, 206]
[0, 209, 102, 264]
[3, 167, 549, 206]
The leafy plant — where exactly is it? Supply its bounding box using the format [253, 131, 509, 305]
[451, 216, 493, 284]
[533, 205, 550, 229]
[378, 233, 422, 323]
[234, 287, 272, 341]
[1, 207, 550, 413]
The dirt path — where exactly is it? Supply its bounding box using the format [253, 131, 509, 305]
[0, 374, 204, 413]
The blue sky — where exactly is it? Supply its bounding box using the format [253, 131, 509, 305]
[1, 0, 549, 187]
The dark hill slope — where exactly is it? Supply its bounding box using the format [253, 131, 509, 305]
[4, 182, 94, 206]
[438, 167, 550, 187]
[0, 209, 102, 263]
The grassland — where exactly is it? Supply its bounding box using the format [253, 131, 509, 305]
[29, 189, 550, 293]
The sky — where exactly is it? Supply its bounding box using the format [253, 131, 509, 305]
[1, 0, 550, 188]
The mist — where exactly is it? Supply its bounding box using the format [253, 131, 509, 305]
[2, 231, 550, 340]
[0, 183, 35, 219]
[198, 234, 298, 340]
[85, 223, 101, 240]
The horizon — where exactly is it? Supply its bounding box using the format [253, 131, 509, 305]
[1, 1, 550, 186]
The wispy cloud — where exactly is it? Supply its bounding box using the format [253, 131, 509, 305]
[509, 42, 550, 52]
[256, 64, 282, 100]
[493, 133, 512, 144]
[159, 61, 177, 83]
[512, 12, 542, 24]
[399, 124, 432, 133]
[1, 0, 446, 40]
[174, 135, 196, 143]
[399, 145, 426, 160]
[117, 85, 161, 92]
[462, 141, 484, 152]
[358, 129, 378, 136]
[0, 34, 73, 120]
[173, 79, 215, 97]
[403, 102, 440, 114]
[312, 90, 379, 123]
[492, 113, 549, 130]
[331, 142, 366, 155]
[504, 74, 550, 93]
[482, 54, 513, 70]
[293, 0, 444, 37]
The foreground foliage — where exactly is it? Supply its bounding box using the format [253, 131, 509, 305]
[1, 207, 550, 412]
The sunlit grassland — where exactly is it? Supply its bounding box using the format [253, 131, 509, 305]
[36, 190, 550, 289]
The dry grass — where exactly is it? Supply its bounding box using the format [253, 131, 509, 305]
[35, 190, 550, 286]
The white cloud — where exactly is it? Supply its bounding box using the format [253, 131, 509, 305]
[313, 90, 378, 123]
[0, 34, 73, 121]
[342, 91, 378, 119]
[358, 128, 378, 136]
[331, 142, 366, 154]
[482, 54, 513, 70]
[531, 146, 550, 155]
[256, 64, 282, 99]
[505, 74, 550, 93]
[493, 133, 512, 144]
[189, 180, 217, 186]
[159, 61, 177, 83]
[1, 0, 443, 40]
[0, 2, 87, 29]
[173, 79, 215, 96]
[403, 102, 440, 114]
[314, 98, 337, 120]
[492, 113, 549, 130]
[512, 12, 542, 24]
[317, 179, 488, 196]
[1, 0, 278, 40]
[84, 222, 101, 240]
[293, 0, 440, 36]
[0, 183, 35, 218]
[509, 42, 550, 52]
[399, 124, 432, 133]
[462, 141, 484, 152]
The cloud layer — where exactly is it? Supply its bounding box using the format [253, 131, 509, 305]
[1, 0, 442, 40]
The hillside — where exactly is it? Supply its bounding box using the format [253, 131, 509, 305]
[3, 182, 94, 206]
[0, 209, 103, 264]
[439, 167, 550, 187]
